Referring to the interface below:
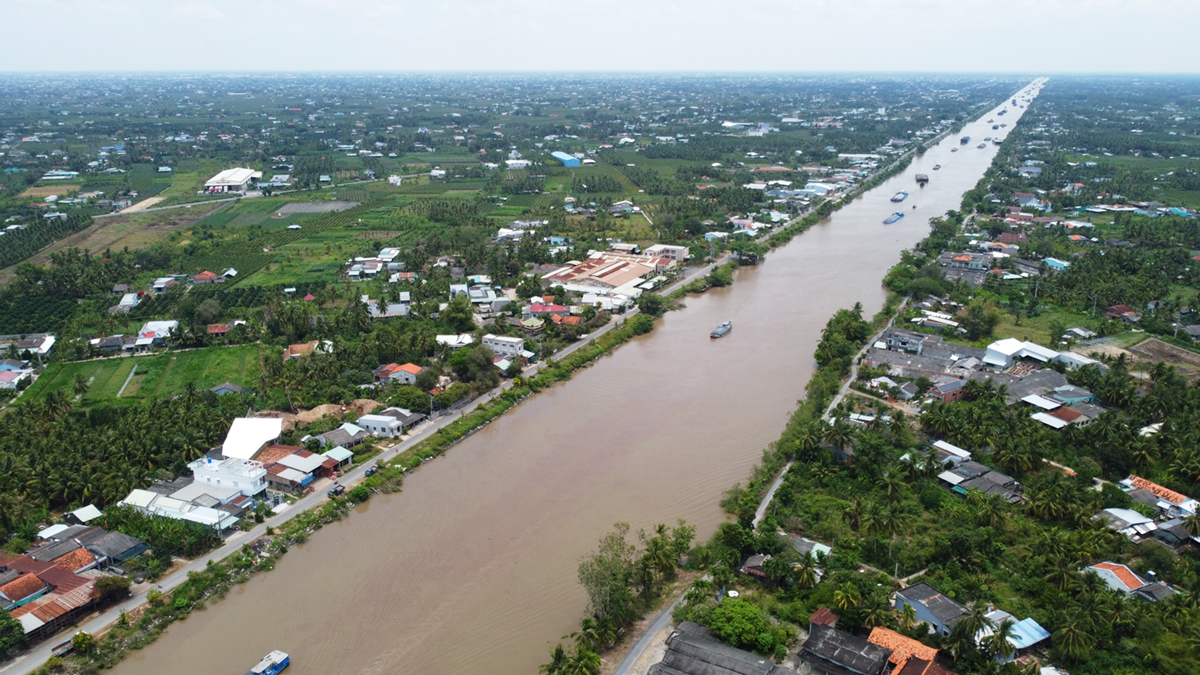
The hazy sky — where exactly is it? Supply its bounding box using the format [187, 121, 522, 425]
[4, 0, 1198, 73]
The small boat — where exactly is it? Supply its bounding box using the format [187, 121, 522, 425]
[915, 174, 929, 186]
[977, 143, 987, 149]
[992, 124, 1000, 130]
[248, 651, 290, 675]
[960, 136, 971, 144]
[883, 212, 904, 224]
[933, 165, 941, 170]
[951, 148, 958, 152]
[711, 321, 732, 339]
[891, 190, 909, 202]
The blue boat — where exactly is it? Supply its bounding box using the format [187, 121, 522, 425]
[711, 321, 732, 339]
[247, 651, 290, 675]
[883, 212, 904, 225]
[890, 190, 909, 202]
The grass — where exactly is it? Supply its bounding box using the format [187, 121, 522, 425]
[22, 344, 264, 407]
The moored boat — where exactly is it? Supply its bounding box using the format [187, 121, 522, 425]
[883, 212, 904, 224]
[932, 165, 941, 170]
[977, 143, 987, 149]
[915, 174, 929, 186]
[711, 321, 732, 339]
[960, 136, 971, 144]
[248, 651, 290, 675]
[890, 190, 908, 202]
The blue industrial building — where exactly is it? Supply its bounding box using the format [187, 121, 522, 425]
[550, 151, 580, 167]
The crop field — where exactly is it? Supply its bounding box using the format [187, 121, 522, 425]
[129, 165, 173, 198]
[236, 228, 378, 287]
[25, 344, 265, 406]
[19, 185, 80, 198]
[277, 200, 360, 215]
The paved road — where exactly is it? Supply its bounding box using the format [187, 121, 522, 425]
[611, 592, 688, 675]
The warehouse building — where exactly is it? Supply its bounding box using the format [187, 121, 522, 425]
[204, 167, 261, 193]
[550, 151, 580, 167]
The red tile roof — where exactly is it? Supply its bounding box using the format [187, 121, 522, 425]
[0, 573, 47, 602]
[193, 270, 221, 281]
[868, 627, 939, 675]
[1049, 407, 1084, 423]
[809, 606, 838, 627]
[51, 547, 95, 573]
[257, 444, 302, 465]
[1090, 561, 1144, 591]
[207, 323, 229, 334]
[397, 363, 424, 375]
[1128, 476, 1188, 505]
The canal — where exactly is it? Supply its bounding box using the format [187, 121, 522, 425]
[114, 81, 1042, 675]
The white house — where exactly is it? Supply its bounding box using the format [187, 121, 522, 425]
[119, 489, 239, 531]
[189, 456, 267, 499]
[483, 334, 525, 358]
[436, 334, 474, 350]
[643, 244, 689, 262]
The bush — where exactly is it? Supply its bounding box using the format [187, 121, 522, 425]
[347, 485, 370, 504]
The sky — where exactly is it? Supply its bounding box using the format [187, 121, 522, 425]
[3, 0, 1198, 73]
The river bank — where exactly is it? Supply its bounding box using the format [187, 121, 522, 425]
[43, 85, 1034, 675]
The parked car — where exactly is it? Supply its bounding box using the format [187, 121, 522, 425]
[365, 466, 377, 477]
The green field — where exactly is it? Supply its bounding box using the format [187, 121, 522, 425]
[23, 344, 263, 406]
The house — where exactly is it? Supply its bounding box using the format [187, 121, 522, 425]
[0, 358, 26, 372]
[72, 528, 148, 566]
[788, 534, 833, 561]
[483, 334, 525, 358]
[317, 423, 370, 449]
[0, 370, 30, 390]
[151, 277, 176, 293]
[220, 417, 283, 461]
[740, 554, 770, 578]
[63, 505, 102, 526]
[809, 607, 839, 628]
[436, 334, 474, 350]
[136, 320, 178, 349]
[118, 293, 139, 310]
[939, 462, 1023, 503]
[119, 489, 240, 531]
[284, 340, 331, 361]
[643, 244, 689, 262]
[930, 378, 965, 403]
[1094, 508, 1157, 541]
[867, 627, 939, 674]
[1150, 518, 1198, 549]
[1105, 304, 1141, 323]
[1081, 561, 1176, 601]
[357, 407, 426, 437]
[894, 582, 967, 636]
[210, 382, 248, 396]
[6, 333, 56, 356]
[649, 621, 791, 675]
[975, 609, 1050, 663]
[1119, 476, 1199, 518]
[375, 362, 425, 385]
[191, 270, 225, 285]
[189, 456, 268, 498]
[799, 624, 893, 675]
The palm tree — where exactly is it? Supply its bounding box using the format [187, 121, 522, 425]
[982, 618, 1017, 662]
[958, 604, 993, 642]
[73, 373, 90, 400]
[794, 552, 819, 590]
[562, 646, 600, 675]
[880, 471, 906, 500]
[834, 587, 861, 612]
[540, 644, 568, 675]
[898, 602, 917, 633]
[1053, 616, 1092, 662]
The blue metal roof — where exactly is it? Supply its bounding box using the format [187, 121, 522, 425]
[1008, 617, 1051, 649]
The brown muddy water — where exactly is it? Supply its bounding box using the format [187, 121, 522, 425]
[115, 82, 1041, 675]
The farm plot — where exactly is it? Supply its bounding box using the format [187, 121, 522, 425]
[276, 201, 360, 215]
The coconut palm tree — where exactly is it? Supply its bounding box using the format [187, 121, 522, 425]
[795, 552, 819, 590]
[540, 644, 568, 675]
[1053, 614, 1092, 662]
[982, 618, 1017, 662]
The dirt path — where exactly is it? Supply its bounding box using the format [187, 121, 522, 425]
[120, 196, 167, 213]
[252, 399, 381, 431]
